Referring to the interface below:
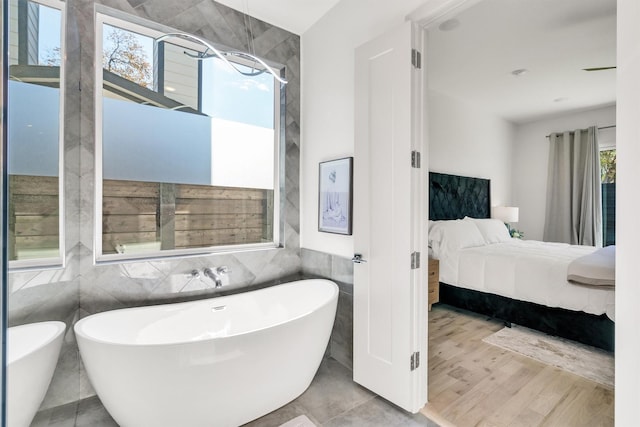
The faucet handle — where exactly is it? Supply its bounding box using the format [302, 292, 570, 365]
[216, 266, 231, 274]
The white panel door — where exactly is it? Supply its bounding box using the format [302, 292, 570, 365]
[353, 21, 427, 413]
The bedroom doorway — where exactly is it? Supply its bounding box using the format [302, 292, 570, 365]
[419, 0, 616, 425]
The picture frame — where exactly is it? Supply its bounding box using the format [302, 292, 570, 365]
[318, 157, 353, 235]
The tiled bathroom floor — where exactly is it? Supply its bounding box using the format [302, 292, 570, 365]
[31, 357, 438, 427]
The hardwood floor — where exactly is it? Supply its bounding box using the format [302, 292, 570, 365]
[420, 305, 614, 427]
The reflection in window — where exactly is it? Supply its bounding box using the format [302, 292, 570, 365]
[97, 17, 281, 258]
[102, 24, 153, 89]
[7, 0, 64, 263]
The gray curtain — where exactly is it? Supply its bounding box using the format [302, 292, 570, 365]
[543, 126, 602, 246]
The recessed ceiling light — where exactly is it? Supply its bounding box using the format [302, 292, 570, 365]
[511, 69, 529, 77]
[438, 19, 460, 32]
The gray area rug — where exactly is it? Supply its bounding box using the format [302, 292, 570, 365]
[483, 325, 614, 388]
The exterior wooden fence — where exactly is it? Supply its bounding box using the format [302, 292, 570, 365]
[103, 179, 273, 254]
[8, 175, 274, 259]
[9, 175, 59, 260]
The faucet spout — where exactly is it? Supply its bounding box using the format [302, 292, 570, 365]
[203, 266, 229, 288]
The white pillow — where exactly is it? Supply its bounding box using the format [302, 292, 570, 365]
[464, 217, 511, 244]
[428, 219, 486, 260]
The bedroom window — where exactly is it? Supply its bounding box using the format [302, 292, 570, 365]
[600, 148, 616, 246]
[95, 14, 283, 260]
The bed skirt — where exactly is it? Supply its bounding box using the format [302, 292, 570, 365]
[439, 282, 615, 352]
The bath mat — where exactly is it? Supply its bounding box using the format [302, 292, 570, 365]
[278, 415, 317, 427]
[482, 324, 614, 388]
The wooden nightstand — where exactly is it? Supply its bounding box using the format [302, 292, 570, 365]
[428, 258, 440, 311]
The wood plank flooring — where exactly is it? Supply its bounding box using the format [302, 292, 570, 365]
[420, 305, 614, 427]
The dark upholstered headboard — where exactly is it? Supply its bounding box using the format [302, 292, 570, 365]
[429, 172, 491, 220]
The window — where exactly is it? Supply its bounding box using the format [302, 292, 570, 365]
[95, 14, 282, 260]
[600, 148, 616, 246]
[7, 0, 65, 267]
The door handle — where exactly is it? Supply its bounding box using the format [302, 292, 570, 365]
[352, 254, 368, 264]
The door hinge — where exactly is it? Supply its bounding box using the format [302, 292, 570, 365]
[410, 351, 421, 371]
[411, 251, 421, 269]
[411, 150, 421, 168]
[411, 49, 422, 69]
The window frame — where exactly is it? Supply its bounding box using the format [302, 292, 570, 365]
[8, 0, 66, 270]
[94, 12, 284, 263]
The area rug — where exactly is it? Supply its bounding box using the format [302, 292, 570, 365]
[278, 415, 317, 427]
[482, 325, 614, 388]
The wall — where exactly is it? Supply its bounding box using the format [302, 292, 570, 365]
[301, 249, 354, 370]
[300, 0, 426, 258]
[427, 90, 515, 208]
[616, 0, 640, 423]
[8, 0, 301, 410]
[511, 105, 616, 240]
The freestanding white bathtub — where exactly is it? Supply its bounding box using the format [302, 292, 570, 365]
[75, 279, 339, 427]
[8, 321, 66, 427]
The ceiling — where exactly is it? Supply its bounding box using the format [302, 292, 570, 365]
[216, 0, 616, 124]
[427, 0, 616, 124]
[215, 0, 341, 35]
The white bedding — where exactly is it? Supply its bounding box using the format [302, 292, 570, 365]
[567, 245, 615, 287]
[437, 239, 615, 321]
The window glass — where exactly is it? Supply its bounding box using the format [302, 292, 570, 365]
[600, 149, 616, 183]
[97, 17, 280, 258]
[600, 149, 616, 246]
[7, 0, 64, 265]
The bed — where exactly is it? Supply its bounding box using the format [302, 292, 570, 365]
[429, 172, 615, 351]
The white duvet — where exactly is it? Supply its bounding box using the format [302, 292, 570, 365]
[438, 239, 615, 321]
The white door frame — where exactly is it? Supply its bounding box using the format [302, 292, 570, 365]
[409, 0, 482, 27]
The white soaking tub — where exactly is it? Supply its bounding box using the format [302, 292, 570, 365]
[75, 279, 339, 427]
[8, 321, 66, 427]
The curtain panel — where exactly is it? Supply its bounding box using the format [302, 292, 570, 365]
[543, 126, 603, 247]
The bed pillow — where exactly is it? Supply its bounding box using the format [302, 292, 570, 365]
[428, 219, 486, 260]
[464, 217, 512, 244]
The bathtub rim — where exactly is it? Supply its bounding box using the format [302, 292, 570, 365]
[7, 321, 66, 365]
[74, 279, 339, 347]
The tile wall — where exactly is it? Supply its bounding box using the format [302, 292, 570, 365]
[8, 0, 301, 410]
[301, 248, 354, 370]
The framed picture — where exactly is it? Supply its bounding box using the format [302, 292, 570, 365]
[318, 157, 353, 235]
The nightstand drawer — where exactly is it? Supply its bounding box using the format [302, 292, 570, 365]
[428, 279, 439, 301]
[428, 258, 439, 278]
[427, 258, 440, 310]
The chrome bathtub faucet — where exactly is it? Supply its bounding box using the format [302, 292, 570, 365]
[203, 266, 230, 288]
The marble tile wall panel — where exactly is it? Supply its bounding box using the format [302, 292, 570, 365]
[301, 248, 354, 370]
[8, 0, 301, 410]
[330, 291, 353, 370]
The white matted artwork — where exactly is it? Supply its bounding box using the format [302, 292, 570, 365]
[318, 157, 353, 235]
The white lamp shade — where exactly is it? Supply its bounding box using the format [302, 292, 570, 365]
[493, 206, 519, 223]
